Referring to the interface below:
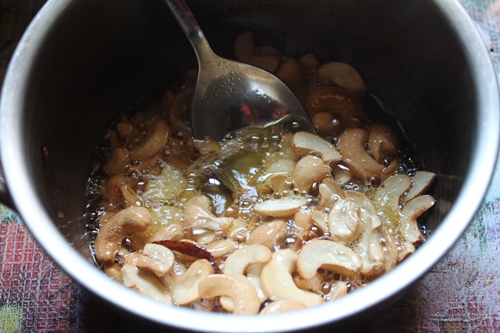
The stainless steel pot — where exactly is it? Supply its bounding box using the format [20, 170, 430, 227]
[1, 0, 498, 331]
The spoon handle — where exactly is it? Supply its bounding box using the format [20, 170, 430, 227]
[164, 0, 215, 63]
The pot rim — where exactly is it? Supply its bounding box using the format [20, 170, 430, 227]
[1, 0, 498, 331]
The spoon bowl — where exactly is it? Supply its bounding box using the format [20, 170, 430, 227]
[165, 0, 313, 141]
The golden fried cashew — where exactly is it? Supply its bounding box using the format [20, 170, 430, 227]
[253, 196, 308, 217]
[305, 86, 365, 136]
[95, 207, 152, 264]
[262, 159, 296, 193]
[234, 31, 281, 73]
[400, 195, 435, 243]
[221, 244, 273, 309]
[292, 155, 332, 193]
[103, 147, 130, 176]
[318, 178, 344, 211]
[276, 58, 303, 88]
[261, 249, 324, 307]
[367, 123, 399, 164]
[328, 199, 363, 244]
[299, 52, 320, 74]
[248, 219, 287, 250]
[121, 263, 172, 304]
[344, 191, 385, 276]
[204, 239, 236, 258]
[294, 273, 323, 292]
[317, 61, 366, 98]
[129, 118, 170, 161]
[403, 171, 436, 202]
[260, 300, 307, 314]
[297, 239, 361, 279]
[339, 127, 398, 181]
[293, 210, 313, 230]
[198, 273, 261, 315]
[124, 243, 175, 277]
[373, 174, 412, 228]
[183, 195, 233, 244]
[312, 112, 337, 136]
[292, 131, 342, 165]
[162, 259, 214, 305]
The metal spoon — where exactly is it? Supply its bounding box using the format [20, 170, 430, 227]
[164, 0, 313, 141]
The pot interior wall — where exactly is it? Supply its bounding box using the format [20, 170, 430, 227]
[22, 0, 471, 256]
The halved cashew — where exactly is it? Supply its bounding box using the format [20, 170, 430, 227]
[248, 219, 287, 250]
[328, 199, 362, 244]
[260, 300, 307, 314]
[367, 123, 399, 164]
[400, 195, 435, 243]
[297, 239, 361, 279]
[103, 147, 130, 176]
[183, 195, 233, 243]
[373, 174, 412, 228]
[105, 174, 141, 207]
[198, 274, 261, 315]
[234, 31, 281, 73]
[305, 86, 365, 136]
[222, 245, 272, 309]
[293, 210, 313, 230]
[253, 196, 308, 217]
[339, 127, 398, 180]
[121, 264, 172, 304]
[261, 249, 324, 307]
[163, 259, 213, 305]
[204, 239, 236, 258]
[95, 207, 152, 264]
[292, 155, 332, 192]
[292, 131, 341, 165]
[129, 118, 170, 161]
[318, 178, 344, 211]
[124, 243, 174, 277]
[403, 171, 436, 202]
[344, 191, 385, 276]
[317, 61, 366, 97]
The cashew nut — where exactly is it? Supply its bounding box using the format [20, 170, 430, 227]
[253, 196, 308, 217]
[292, 155, 332, 193]
[198, 273, 261, 315]
[260, 300, 307, 314]
[121, 263, 172, 304]
[367, 123, 399, 164]
[129, 118, 170, 161]
[403, 171, 436, 202]
[276, 58, 303, 88]
[95, 207, 152, 264]
[400, 195, 435, 243]
[292, 131, 341, 165]
[329, 281, 348, 300]
[339, 127, 398, 180]
[103, 147, 130, 176]
[248, 219, 287, 250]
[149, 223, 185, 242]
[373, 174, 412, 229]
[204, 239, 237, 258]
[297, 239, 361, 279]
[317, 61, 366, 97]
[317, 178, 343, 211]
[234, 31, 281, 73]
[163, 259, 214, 305]
[183, 195, 233, 243]
[124, 243, 175, 277]
[261, 249, 324, 307]
[299, 52, 320, 74]
[116, 116, 141, 144]
[328, 199, 363, 244]
[305, 86, 365, 136]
